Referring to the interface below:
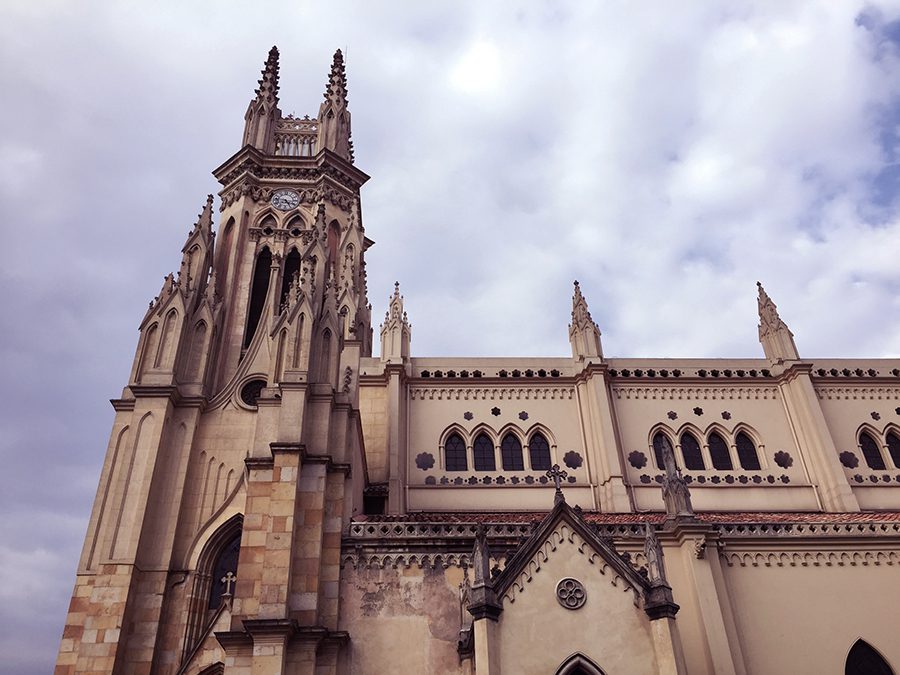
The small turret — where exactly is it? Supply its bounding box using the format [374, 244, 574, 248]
[243, 46, 281, 152]
[380, 282, 411, 362]
[568, 280, 603, 360]
[757, 281, 799, 362]
[317, 49, 353, 161]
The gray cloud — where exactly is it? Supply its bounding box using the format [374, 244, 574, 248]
[2, 1, 900, 671]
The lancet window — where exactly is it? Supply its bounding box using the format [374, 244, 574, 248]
[501, 433, 524, 471]
[888, 432, 900, 469]
[652, 432, 669, 470]
[735, 431, 761, 470]
[445, 433, 468, 472]
[244, 246, 272, 348]
[708, 431, 733, 470]
[860, 431, 886, 470]
[529, 432, 552, 471]
[473, 433, 496, 471]
[680, 432, 705, 470]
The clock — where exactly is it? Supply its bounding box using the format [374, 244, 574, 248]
[271, 189, 300, 211]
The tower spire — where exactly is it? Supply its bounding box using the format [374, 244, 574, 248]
[380, 282, 411, 362]
[568, 280, 603, 360]
[757, 281, 799, 361]
[317, 49, 353, 161]
[256, 45, 281, 107]
[242, 46, 281, 152]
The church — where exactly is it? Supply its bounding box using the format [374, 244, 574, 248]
[56, 47, 900, 675]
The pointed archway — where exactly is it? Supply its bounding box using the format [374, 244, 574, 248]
[846, 639, 893, 675]
[556, 652, 606, 675]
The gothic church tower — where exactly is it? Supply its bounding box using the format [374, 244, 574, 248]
[56, 47, 372, 674]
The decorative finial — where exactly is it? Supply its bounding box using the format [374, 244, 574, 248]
[569, 281, 603, 360]
[757, 281, 799, 361]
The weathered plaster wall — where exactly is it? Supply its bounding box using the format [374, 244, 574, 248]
[339, 564, 470, 674]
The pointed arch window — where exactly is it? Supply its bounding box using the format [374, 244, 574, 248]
[860, 432, 886, 470]
[473, 433, 496, 471]
[501, 433, 524, 471]
[845, 639, 893, 675]
[680, 432, 704, 470]
[708, 432, 733, 470]
[208, 533, 241, 609]
[244, 247, 272, 348]
[280, 248, 301, 309]
[445, 433, 467, 472]
[735, 432, 761, 470]
[652, 432, 670, 470]
[529, 432, 552, 471]
[886, 432, 900, 469]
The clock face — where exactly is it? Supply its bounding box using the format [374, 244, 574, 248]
[271, 189, 300, 211]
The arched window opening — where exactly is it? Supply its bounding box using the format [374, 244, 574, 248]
[846, 639, 893, 675]
[208, 532, 241, 609]
[735, 432, 761, 470]
[215, 217, 235, 287]
[137, 323, 159, 380]
[652, 432, 670, 470]
[473, 433, 496, 471]
[292, 314, 305, 368]
[501, 433, 524, 471]
[280, 248, 301, 309]
[327, 220, 340, 270]
[708, 432, 733, 470]
[183, 516, 243, 664]
[680, 432, 704, 470]
[156, 310, 178, 368]
[243, 247, 272, 349]
[886, 432, 900, 469]
[860, 432, 886, 470]
[445, 433, 467, 471]
[319, 329, 333, 384]
[529, 432, 552, 471]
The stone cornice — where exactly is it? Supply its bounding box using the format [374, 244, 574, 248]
[269, 442, 351, 475]
[212, 145, 369, 192]
[122, 385, 207, 409]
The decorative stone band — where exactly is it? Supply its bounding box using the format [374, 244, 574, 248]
[613, 386, 779, 401]
[410, 387, 574, 401]
[722, 550, 900, 568]
[815, 386, 900, 401]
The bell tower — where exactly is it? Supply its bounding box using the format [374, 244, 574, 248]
[56, 48, 373, 674]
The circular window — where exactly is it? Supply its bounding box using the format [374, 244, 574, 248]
[240, 379, 267, 407]
[556, 578, 586, 610]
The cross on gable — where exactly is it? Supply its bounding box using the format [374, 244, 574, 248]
[546, 464, 568, 504]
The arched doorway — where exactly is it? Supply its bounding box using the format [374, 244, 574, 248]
[556, 652, 606, 675]
[846, 639, 894, 675]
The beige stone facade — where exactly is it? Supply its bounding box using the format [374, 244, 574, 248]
[57, 48, 900, 675]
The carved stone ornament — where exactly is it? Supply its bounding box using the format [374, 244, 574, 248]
[556, 577, 586, 610]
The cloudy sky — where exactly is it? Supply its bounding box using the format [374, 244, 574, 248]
[2, 1, 900, 671]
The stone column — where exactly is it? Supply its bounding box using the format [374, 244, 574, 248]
[576, 363, 631, 512]
[776, 363, 859, 512]
[666, 522, 746, 675]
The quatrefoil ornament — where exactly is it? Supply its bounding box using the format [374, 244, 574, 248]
[556, 577, 586, 610]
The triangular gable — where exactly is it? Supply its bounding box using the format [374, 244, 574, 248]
[494, 500, 651, 607]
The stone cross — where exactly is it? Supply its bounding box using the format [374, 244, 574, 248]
[546, 464, 568, 504]
[221, 571, 237, 597]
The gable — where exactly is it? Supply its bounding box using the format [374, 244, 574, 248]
[496, 521, 658, 674]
